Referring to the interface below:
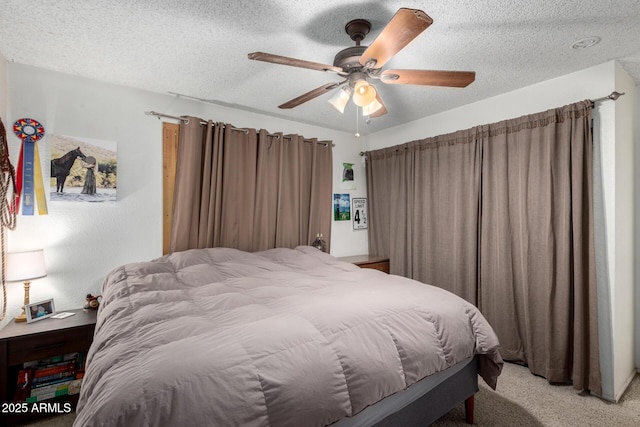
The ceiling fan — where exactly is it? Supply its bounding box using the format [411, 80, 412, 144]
[248, 7, 475, 118]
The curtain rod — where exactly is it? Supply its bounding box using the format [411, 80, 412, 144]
[144, 111, 333, 147]
[146, 89, 624, 122]
[591, 91, 624, 104]
[357, 91, 625, 156]
[145, 110, 245, 128]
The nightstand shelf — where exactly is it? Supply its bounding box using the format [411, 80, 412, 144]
[338, 254, 390, 274]
[0, 308, 97, 425]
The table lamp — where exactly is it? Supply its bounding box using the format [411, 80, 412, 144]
[5, 249, 47, 322]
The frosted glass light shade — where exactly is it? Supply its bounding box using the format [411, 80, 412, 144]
[5, 249, 47, 282]
[328, 86, 352, 113]
[352, 80, 377, 107]
[362, 98, 383, 116]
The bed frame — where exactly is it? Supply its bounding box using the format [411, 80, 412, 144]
[332, 356, 478, 426]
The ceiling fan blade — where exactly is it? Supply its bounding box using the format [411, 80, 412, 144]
[380, 69, 476, 87]
[279, 82, 341, 109]
[359, 8, 433, 69]
[248, 52, 343, 74]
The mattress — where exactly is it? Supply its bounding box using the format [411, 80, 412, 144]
[74, 246, 502, 426]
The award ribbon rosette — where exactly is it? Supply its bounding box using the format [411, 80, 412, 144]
[13, 118, 47, 215]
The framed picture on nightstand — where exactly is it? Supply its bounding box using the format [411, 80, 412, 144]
[25, 298, 56, 323]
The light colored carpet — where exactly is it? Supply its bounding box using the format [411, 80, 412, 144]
[432, 362, 640, 427]
[18, 363, 640, 426]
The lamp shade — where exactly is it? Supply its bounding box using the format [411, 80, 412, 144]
[5, 249, 47, 282]
[328, 86, 352, 113]
[362, 98, 383, 116]
[352, 80, 377, 107]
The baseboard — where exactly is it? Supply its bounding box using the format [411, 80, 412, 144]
[613, 369, 638, 402]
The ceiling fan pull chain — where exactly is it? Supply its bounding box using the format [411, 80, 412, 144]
[355, 106, 360, 138]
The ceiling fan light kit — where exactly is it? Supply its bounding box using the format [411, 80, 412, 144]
[328, 86, 352, 113]
[362, 96, 383, 116]
[352, 80, 377, 107]
[248, 7, 475, 121]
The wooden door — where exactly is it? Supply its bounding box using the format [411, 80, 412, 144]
[162, 123, 179, 254]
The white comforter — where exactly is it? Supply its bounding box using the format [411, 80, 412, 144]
[74, 246, 502, 427]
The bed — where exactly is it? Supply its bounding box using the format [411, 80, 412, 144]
[74, 246, 502, 426]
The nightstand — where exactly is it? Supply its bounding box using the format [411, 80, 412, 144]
[338, 254, 390, 273]
[0, 308, 97, 425]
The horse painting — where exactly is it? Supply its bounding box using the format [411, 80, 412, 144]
[51, 147, 86, 192]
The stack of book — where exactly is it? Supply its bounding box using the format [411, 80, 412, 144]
[21, 352, 85, 403]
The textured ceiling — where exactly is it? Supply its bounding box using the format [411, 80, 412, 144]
[1, 0, 639, 135]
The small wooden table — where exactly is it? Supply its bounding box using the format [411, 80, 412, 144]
[0, 308, 97, 425]
[337, 254, 390, 274]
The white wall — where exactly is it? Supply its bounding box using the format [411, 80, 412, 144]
[0, 52, 9, 324]
[0, 63, 368, 331]
[365, 62, 616, 148]
[635, 83, 640, 372]
[331, 132, 370, 257]
[612, 63, 636, 398]
[0, 52, 6, 121]
[364, 60, 636, 401]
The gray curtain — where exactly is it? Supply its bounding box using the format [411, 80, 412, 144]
[366, 101, 600, 394]
[366, 129, 482, 303]
[170, 118, 332, 253]
[479, 101, 599, 394]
